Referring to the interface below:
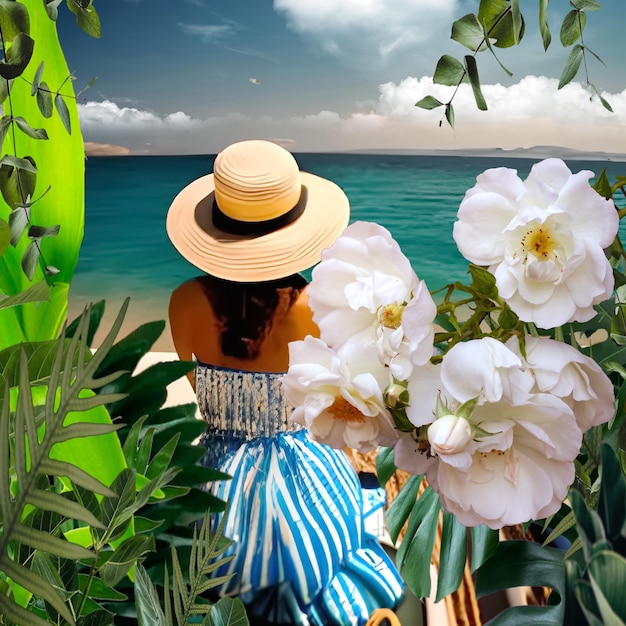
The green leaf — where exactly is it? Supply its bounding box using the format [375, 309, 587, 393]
[470, 524, 499, 572]
[436, 511, 467, 601]
[31, 60, 44, 95]
[445, 102, 455, 128]
[0, 32, 34, 79]
[570, 489, 606, 561]
[55, 92, 71, 134]
[67, 0, 101, 38]
[135, 563, 168, 626]
[36, 82, 54, 118]
[539, 0, 551, 50]
[0, 158, 37, 209]
[14, 115, 48, 140]
[597, 444, 626, 542]
[45, 0, 63, 20]
[465, 55, 488, 111]
[560, 10, 586, 47]
[376, 446, 396, 487]
[0, 0, 85, 349]
[592, 168, 613, 200]
[0, 0, 30, 42]
[28, 223, 60, 239]
[208, 597, 250, 626]
[415, 95, 443, 110]
[99, 534, 155, 587]
[588, 551, 626, 625]
[433, 54, 466, 86]
[386, 474, 422, 544]
[0, 278, 49, 310]
[571, 0, 601, 10]
[469, 263, 498, 299]
[21, 238, 40, 279]
[397, 486, 440, 599]
[0, 77, 10, 105]
[475, 541, 566, 625]
[0, 216, 9, 255]
[559, 44, 584, 89]
[478, 0, 524, 49]
[451, 13, 485, 52]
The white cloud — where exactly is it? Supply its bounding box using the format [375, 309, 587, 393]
[77, 79, 626, 155]
[273, 0, 460, 73]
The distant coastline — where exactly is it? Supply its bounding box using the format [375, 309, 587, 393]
[84, 141, 626, 162]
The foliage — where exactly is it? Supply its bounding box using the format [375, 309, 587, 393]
[416, 0, 612, 127]
[0, 0, 97, 350]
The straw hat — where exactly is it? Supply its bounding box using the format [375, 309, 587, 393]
[166, 140, 350, 282]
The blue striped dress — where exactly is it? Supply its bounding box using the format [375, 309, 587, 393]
[196, 362, 404, 625]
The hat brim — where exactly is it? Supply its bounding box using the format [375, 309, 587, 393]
[166, 171, 350, 282]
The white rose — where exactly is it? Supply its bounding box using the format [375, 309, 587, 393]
[453, 158, 618, 328]
[428, 415, 473, 468]
[282, 336, 397, 452]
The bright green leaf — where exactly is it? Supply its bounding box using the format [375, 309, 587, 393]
[0, 278, 49, 310]
[477, 0, 524, 48]
[0, 217, 9, 255]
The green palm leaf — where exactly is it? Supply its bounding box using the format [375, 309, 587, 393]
[0, 303, 131, 624]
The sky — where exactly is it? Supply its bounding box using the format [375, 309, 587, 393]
[56, 0, 626, 155]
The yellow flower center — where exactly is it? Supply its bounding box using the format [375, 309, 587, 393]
[328, 397, 366, 423]
[520, 224, 556, 261]
[379, 303, 404, 329]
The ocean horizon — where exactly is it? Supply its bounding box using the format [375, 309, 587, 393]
[68, 152, 626, 350]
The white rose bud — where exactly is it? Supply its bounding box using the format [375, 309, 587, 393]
[428, 414, 472, 457]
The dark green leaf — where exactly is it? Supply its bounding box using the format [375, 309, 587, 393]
[376, 446, 396, 487]
[21, 239, 40, 280]
[465, 55, 488, 111]
[0, 32, 34, 79]
[433, 54, 466, 86]
[209, 597, 250, 626]
[99, 535, 155, 587]
[65, 299, 106, 347]
[134, 563, 168, 626]
[560, 10, 586, 47]
[386, 474, 422, 544]
[559, 44, 583, 89]
[592, 168, 613, 200]
[14, 116, 48, 140]
[37, 82, 54, 118]
[77, 609, 115, 626]
[470, 524, 499, 572]
[0, 160, 37, 208]
[475, 541, 566, 625]
[0, 153, 37, 172]
[28, 224, 60, 239]
[0, 78, 10, 105]
[67, 0, 101, 38]
[0, 115, 12, 152]
[0, 0, 30, 42]
[397, 486, 441, 599]
[445, 102, 455, 128]
[55, 92, 71, 134]
[436, 511, 467, 601]
[31, 61, 44, 96]
[598, 444, 626, 542]
[588, 551, 626, 624]
[570, 490, 606, 562]
[451, 13, 485, 52]
[469, 264, 498, 299]
[539, 0, 551, 50]
[415, 95, 443, 110]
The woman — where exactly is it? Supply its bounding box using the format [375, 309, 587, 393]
[166, 140, 403, 626]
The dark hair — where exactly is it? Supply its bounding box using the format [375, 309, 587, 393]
[198, 274, 307, 359]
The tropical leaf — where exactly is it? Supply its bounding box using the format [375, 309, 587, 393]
[0, 0, 85, 348]
[206, 598, 250, 626]
[0, 303, 131, 624]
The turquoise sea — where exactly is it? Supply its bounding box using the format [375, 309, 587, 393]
[68, 153, 626, 346]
